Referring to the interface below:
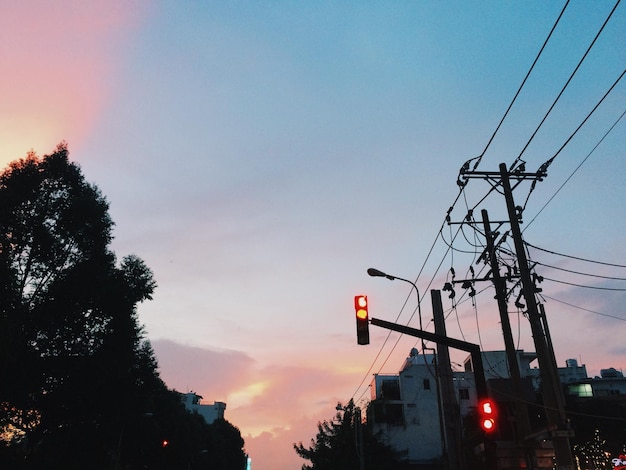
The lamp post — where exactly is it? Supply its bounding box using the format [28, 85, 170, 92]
[367, 268, 468, 470]
[367, 268, 425, 349]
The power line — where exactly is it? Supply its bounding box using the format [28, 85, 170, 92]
[524, 108, 626, 231]
[526, 242, 626, 268]
[543, 276, 626, 291]
[533, 260, 626, 281]
[539, 67, 626, 169]
[471, 0, 571, 171]
[511, 0, 622, 168]
[517, 66, 625, 216]
[349, 0, 624, 409]
[351, 218, 454, 402]
[542, 293, 626, 322]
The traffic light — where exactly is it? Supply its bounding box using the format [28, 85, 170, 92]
[478, 399, 497, 433]
[355, 295, 369, 345]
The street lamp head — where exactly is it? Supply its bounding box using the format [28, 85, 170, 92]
[367, 268, 395, 280]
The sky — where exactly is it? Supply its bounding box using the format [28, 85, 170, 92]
[1, 1, 625, 468]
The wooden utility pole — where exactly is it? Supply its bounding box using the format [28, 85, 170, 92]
[432, 290, 465, 470]
[481, 209, 532, 442]
[454, 162, 574, 469]
[499, 163, 574, 469]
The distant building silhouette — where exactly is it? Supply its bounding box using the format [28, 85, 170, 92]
[181, 392, 226, 424]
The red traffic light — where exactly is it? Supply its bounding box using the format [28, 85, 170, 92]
[355, 295, 368, 319]
[354, 295, 370, 345]
[478, 399, 497, 433]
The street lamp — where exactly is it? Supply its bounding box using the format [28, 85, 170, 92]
[367, 268, 425, 345]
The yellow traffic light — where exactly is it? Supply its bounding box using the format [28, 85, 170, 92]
[354, 295, 369, 345]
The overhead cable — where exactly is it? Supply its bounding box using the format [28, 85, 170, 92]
[542, 293, 626, 322]
[543, 276, 626, 291]
[524, 108, 626, 231]
[533, 261, 626, 281]
[511, 0, 622, 168]
[526, 242, 626, 268]
[470, 0, 571, 171]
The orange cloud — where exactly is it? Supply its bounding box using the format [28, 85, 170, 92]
[152, 339, 366, 470]
[0, 1, 149, 165]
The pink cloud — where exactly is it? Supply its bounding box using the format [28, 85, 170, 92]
[152, 339, 365, 470]
[0, 1, 149, 164]
[151, 339, 255, 401]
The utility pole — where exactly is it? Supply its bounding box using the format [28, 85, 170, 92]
[432, 290, 465, 470]
[481, 209, 532, 442]
[454, 162, 574, 468]
[499, 163, 573, 469]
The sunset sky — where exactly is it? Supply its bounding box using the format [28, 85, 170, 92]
[1, 2, 625, 469]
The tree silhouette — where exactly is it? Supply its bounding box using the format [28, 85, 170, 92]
[0, 144, 246, 469]
[294, 400, 404, 470]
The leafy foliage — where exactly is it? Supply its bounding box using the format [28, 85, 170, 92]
[294, 399, 404, 470]
[0, 145, 246, 468]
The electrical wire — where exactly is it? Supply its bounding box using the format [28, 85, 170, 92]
[542, 276, 626, 291]
[471, 0, 570, 171]
[524, 108, 626, 231]
[533, 260, 626, 281]
[542, 293, 626, 322]
[349, 0, 623, 408]
[526, 242, 626, 268]
[356, 212, 490, 403]
[351, 220, 455, 402]
[510, 0, 622, 168]
[517, 68, 625, 218]
[543, 66, 625, 169]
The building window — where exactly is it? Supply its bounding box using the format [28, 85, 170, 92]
[459, 388, 470, 400]
[568, 383, 593, 398]
[371, 402, 405, 426]
[381, 379, 401, 400]
[423, 379, 430, 390]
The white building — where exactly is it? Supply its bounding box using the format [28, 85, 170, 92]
[181, 392, 226, 424]
[567, 366, 626, 399]
[368, 348, 594, 465]
[369, 348, 443, 466]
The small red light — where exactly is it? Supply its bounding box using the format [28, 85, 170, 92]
[478, 399, 497, 433]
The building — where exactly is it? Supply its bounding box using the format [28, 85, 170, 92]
[567, 366, 626, 400]
[368, 347, 623, 466]
[181, 392, 226, 424]
[368, 348, 443, 467]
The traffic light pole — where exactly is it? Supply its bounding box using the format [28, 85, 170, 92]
[368, 317, 489, 402]
[432, 289, 465, 470]
[369, 311, 497, 470]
